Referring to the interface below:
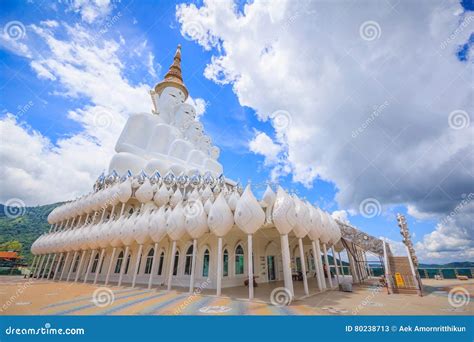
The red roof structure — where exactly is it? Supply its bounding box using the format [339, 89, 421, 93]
[0, 251, 19, 260]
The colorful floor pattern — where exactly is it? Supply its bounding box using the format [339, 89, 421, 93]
[39, 287, 320, 315]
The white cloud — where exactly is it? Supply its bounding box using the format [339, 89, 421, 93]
[176, 0, 474, 261]
[332, 210, 350, 224]
[67, 0, 113, 24]
[0, 21, 150, 205]
[249, 131, 283, 165]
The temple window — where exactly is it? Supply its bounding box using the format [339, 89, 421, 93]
[173, 251, 179, 276]
[157, 252, 165, 275]
[115, 251, 124, 273]
[235, 245, 244, 275]
[223, 249, 229, 277]
[145, 248, 154, 274]
[184, 245, 193, 275]
[202, 249, 210, 277]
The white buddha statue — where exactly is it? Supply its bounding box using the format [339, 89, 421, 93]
[108, 44, 224, 177]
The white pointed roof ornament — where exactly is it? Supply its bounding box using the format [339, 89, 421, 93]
[166, 202, 186, 241]
[208, 192, 234, 237]
[135, 178, 154, 203]
[184, 198, 208, 239]
[272, 186, 297, 235]
[234, 184, 265, 235]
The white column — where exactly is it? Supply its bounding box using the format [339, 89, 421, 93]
[94, 249, 106, 284]
[189, 239, 197, 293]
[74, 250, 87, 282]
[331, 247, 340, 286]
[280, 234, 294, 298]
[48, 254, 57, 279]
[339, 252, 345, 276]
[132, 245, 143, 288]
[311, 241, 323, 291]
[248, 234, 254, 300]
[148, 243, 159, 289]
[105, 247, 116, 285]
[167, 241, 177, 291]
[66, 251, 78, 281]
[315, 241, 326, 290]
[52, 253, 63, 280]
[405, 245, 422, 296]
[298, 238, 309, 295]
[382, 241, 392, 293]
[83, 250, 96, 283]
[118, 246, 130, 286]
[216, 237, 223, 296]
[322, 244, 333, 288]
[59, 252, 70, 281]
[34, 255, 45, 278]
[30, 256, 38, 277]
[41, 254, 52, 279]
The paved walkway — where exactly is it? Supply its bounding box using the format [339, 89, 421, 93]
[0, 277, 472, 315]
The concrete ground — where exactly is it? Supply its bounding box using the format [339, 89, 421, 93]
[0, 276, 472, 315]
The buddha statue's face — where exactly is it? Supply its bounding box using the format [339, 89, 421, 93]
[185, 121, 203, 143]
[210, 146, 220, 159]
[175, 103, 196, 128]
[158, 87, 185, 118]
[198, 135, 211, 152]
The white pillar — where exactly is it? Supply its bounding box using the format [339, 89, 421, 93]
[311, 241, 323, 291]
[248, 234, 254, 300]
[118, 246, 129, 286]
[105, 248, 116, 285]
[216, 237, 223, 296]
[298, 238, 309, 295]
[41, 254, 52, 279]
[382, 241, 392, 294]
[34, 255, 45, 278]
[74, 250, 87, 282]
[83, 250, 96, 283]
[339, 252, 345, 276]
[167, 241, 177, 291]
[52, 253, 63, 280]
[331, 247, 340, 286]
[405, 245, 422, 296]
[30, 255, 38, 277]
[132, 245, 143, 288]
[280, 234, 294, 298]
[48, 254, 57, 279]
[322, 244, 333, 288]
[316, 241, 326, 290]
[94, 249, 106, 284]
[59, 252, 70, 281]
[66, 251, 78, 281]
[189, 239, 197, 293]
[148, 243, 159, 289]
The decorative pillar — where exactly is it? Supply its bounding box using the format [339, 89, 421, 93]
[216, 237, 223, 296]
[298, 238, 309, 295]
[41, 254, 52, 279]
[47, 254, 58, 279]
[280, 234, 294, 297]
[331, 247, 340, 286]
[311, 241, 323, 291]
[30, 256, 38, 277]
[167, 241, 177, 291]
[59, 252, 70, 281]
[66, 251, 78, 282]
[83, 250, 96, 283]
[382, 240, 393, 294]
[34, 255, 45, 278]
[74, 250, 87, 282]
[105, 248, 116, 285]
[132, 245, 143, 288]
[118, 246, 130, 286]
[322, 244, 333, 288]
[94, 249, 106, 284]
[148, 243, 159, 289]
[52, 253, 63, 280]
[248, 234, 254, 300]
[189, 239, 198, 293]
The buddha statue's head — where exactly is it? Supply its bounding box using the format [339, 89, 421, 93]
[185, 121, 203, 143]
[157, 87, 186, 123]
[198, 135, 211, 152]
[174, 103, 196, 128]
[210, 146, 220, 159]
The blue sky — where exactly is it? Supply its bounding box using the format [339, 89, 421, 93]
[0, 0, 472, 263]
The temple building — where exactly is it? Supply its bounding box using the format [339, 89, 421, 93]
[29, 45, 421, 302]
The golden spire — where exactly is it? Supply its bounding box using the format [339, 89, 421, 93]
[154, 44, 188, 99]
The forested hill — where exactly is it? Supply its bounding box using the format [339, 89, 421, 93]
[0, 203, 60, 263]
